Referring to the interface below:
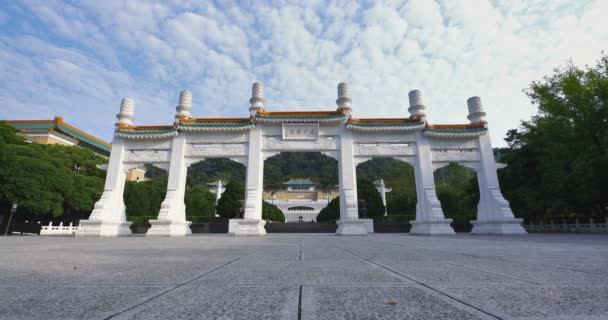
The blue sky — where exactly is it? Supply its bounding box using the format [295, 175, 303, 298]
[0, 0, 606, 147]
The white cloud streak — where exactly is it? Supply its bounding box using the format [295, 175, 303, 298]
[0, 0, 606, 146]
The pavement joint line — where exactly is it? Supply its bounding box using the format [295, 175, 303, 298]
[297, 285, 303, 320]
[489, 257, 608, 278]
[341, 248, 505, 320]
[435, 259, 538, 285]
[101, 255, 246, 320]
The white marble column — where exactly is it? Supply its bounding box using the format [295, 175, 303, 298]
[147, 134, 192, 236]
[408, 90, 454, 235]
[464, 96, 526, 234]
[229, 127, 266, 235]
[336, 129, 368, 235]
[410, 132, 455, 235]
[470, 133, 527, 234]
[77, 137, 132, 236]
[77, 98, 135, 237]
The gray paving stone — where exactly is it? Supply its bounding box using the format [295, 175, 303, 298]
[0, 285, 169, 320]
[374, 259, 525, 284]
[509, 258, 608, 276]
[1, 234, 607, 319]
[301, 285, 494, 320]
[113, 285, 299, 320]
[194, 263, 411, 285]
[436, 284, 608, 320]
[443, 259, 608, 284]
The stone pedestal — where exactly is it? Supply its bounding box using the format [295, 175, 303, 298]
[471, 219, 526, 235]
[146, 220, 192, 236]
[336, 219, 368, 236]
[76, 220, 132, 237]
[409, 219, 455, 235]
[229, 219, 266, 235]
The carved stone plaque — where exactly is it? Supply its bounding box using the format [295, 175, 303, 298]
[282, 123, 319, 140]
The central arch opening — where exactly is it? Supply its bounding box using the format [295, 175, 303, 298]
[263, 152, 339, 232]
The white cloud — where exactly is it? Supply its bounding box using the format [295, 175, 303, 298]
[0, 0, 606, 146]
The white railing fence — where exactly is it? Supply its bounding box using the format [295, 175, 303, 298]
[524, 218, 608, 233]
[40, 222, 80, 236]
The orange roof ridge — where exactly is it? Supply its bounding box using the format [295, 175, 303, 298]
[5, 119, 56, 124]
[59, 120, 111, 147]
[257, 110, 343, 116]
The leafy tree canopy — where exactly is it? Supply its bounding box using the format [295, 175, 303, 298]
[499, 54, 608, 220]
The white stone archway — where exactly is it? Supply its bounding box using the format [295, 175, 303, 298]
[76, 83, 526, 237]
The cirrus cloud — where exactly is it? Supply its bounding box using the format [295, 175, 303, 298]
[0, 0, 606, 146]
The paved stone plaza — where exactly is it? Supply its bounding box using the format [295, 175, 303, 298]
[1, 234, 607, 319]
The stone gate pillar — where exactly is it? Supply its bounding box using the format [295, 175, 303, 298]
[335, 83, 367, 235]
[229, 82, 266, 235]
[467, 97, 526, 234]
[147, 133, 192, 236]
[408, 90, 455, 235]
[77, 99, 135, 236]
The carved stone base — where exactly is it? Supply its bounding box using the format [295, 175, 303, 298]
[146, 220, 192, 236]
[228, 219, 266, 235]
[471, 219, 527, 235]
[75, 220, 132, 237]
[336, 219, 368, 236]
[409, 219, 455, 235]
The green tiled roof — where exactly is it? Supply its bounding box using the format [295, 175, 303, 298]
[348, 121, 424, 127]
[116, 128, 177, 134]
[256, 114, 345, 120]
[284, 179, 316, 185]
[7, 120, 111, 156]
[57, 124, 110, 152]
[179, 121, 252, 127]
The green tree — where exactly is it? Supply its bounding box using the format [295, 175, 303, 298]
[357, 178, 385, 219]
[123, 176, 167, 221]
[185, 186, 217, 221]
[317, 197, 340, 222]
[0, 122, 108, 220]
[262, 200, 285, 222]
[216, 181, 244, 219]
[500, 54, 608, 221]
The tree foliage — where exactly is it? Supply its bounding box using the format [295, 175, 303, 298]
[317, 197, 340, 222]
[0, 122, 107, 220]
[499, 54, 608, 220]
[434, 164, 479, 223]
[357, 178, 385, 218]
[216, 180, 244, 219]
[262, 200, 285, 222]
[185, 186, 217, 220]
[123, 175, 167, 220]
[264, 152, 338, 187]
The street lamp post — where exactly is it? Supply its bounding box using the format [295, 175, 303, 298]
[4, 204, 17, 236]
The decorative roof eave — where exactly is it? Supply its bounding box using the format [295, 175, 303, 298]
[178, 125, 255, 132]
[347, 117, 425, 132]
[177, 117, 255, 132]
[347, 122, 425, 132]
[423, 123, 488, 138]
[116, 130, 178, 139]
[115, 124, 178, 140]
[255, 110, 347, 123]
